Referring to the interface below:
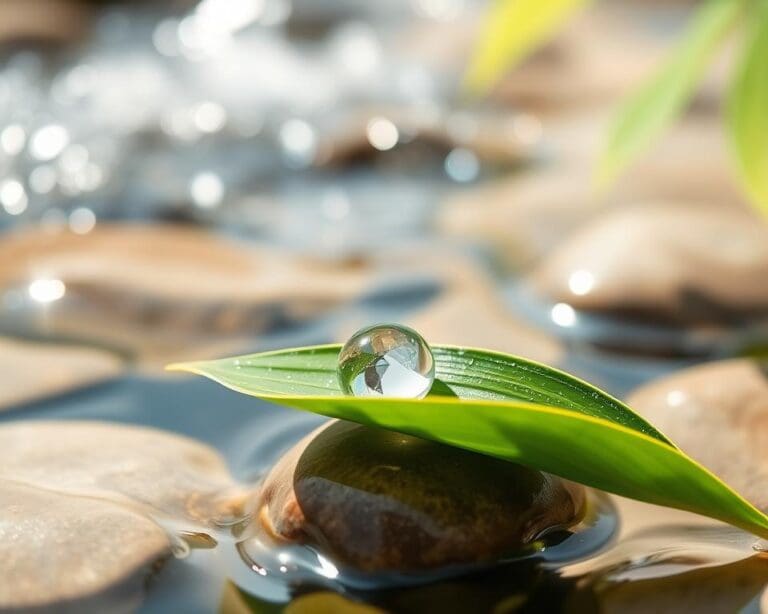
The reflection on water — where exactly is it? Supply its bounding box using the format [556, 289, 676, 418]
[4, 366, 765, 613]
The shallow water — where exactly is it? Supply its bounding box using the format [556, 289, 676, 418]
[1, 199, 766, 612]
[2, 258, 767, 612]
[4, 361, 766, 613]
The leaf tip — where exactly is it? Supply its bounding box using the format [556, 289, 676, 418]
[164, 362, 198, 374]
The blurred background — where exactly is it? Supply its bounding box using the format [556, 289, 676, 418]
[0, 0, 766, 412]
[2, 1, 768, 611]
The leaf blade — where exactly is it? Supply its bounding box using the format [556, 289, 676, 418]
[169, 345, 768, 539]
[728, 1, 768, 216]
[597, 0, 741, 186]
[463, 0, 591, 95]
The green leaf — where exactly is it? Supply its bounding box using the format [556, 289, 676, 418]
[729, 0, 768, 216]
[169, 345, 768, 539]
[597, 0, 741, 187]
[463, 0, 591, 95]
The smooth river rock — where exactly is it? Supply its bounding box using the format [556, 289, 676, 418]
[0, 224, 369, 368]
[0, 337, 121, 412]
[531, 203, 768, 327]
[628, 359, 768, 510]
[257, 420, 586, 573]
[0, 421, 242, 611]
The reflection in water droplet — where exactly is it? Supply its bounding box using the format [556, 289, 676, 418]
[338, 324, 435, 398]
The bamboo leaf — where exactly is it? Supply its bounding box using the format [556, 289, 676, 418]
[597, 0, 741, 187]
[169, 345, 768, 539]
[728, 1, 768, 216]
[463, 0, 591, 95]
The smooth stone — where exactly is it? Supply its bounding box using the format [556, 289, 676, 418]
[0, 0, 91, 45]
[0, 337, 121, 412]
[627, 359, 768, 510]
[531, 203, 768, 327]
[438, 117, 746, 271]
[0, 481, 169, 613]
[438, 163, 603, 269]
[257, 421, 585, 573]
[0, 421, 243, 611]
[405, 278, 563, 365]
[574, 556, 768, 614]
[0, 224, 369, 368]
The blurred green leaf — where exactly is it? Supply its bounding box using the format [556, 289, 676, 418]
[597, 0, 741, 187]
[170, 344, 768, 539]
[463, 0, 591, 95]
[729, 1, 768, 216]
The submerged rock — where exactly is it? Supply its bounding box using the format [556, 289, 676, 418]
[531, 203, 768, 328]
[628, 359, 768, 510]
[257, 421, 585, 573]
[0, 421, 242, 611]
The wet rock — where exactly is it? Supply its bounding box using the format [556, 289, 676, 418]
[405, 276, 562, 365]
[0, 337, 121, 412]
[581, 556, 768, 614]
[0, 0, 91, 45]
[438, 164, 603, 269]
[531, 203, 768, 328]
[628, 359, 768, 510]
[0, 481, 169, 613]
[0, 224, 369, 368]
[258, 421, 585, 573]
[0, 421, 241, 611]
[439, 120, 745, 271]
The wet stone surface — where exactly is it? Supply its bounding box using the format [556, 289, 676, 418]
[257, 420, 586, 573]
[0, 420, 244, 612]
[531, 203, 768, 328]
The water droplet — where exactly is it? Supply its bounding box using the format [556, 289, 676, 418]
[338, 324, 435, 399]
[752, 538, 768, 552]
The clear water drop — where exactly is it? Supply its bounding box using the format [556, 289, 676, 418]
[338, 324, 435, 399]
